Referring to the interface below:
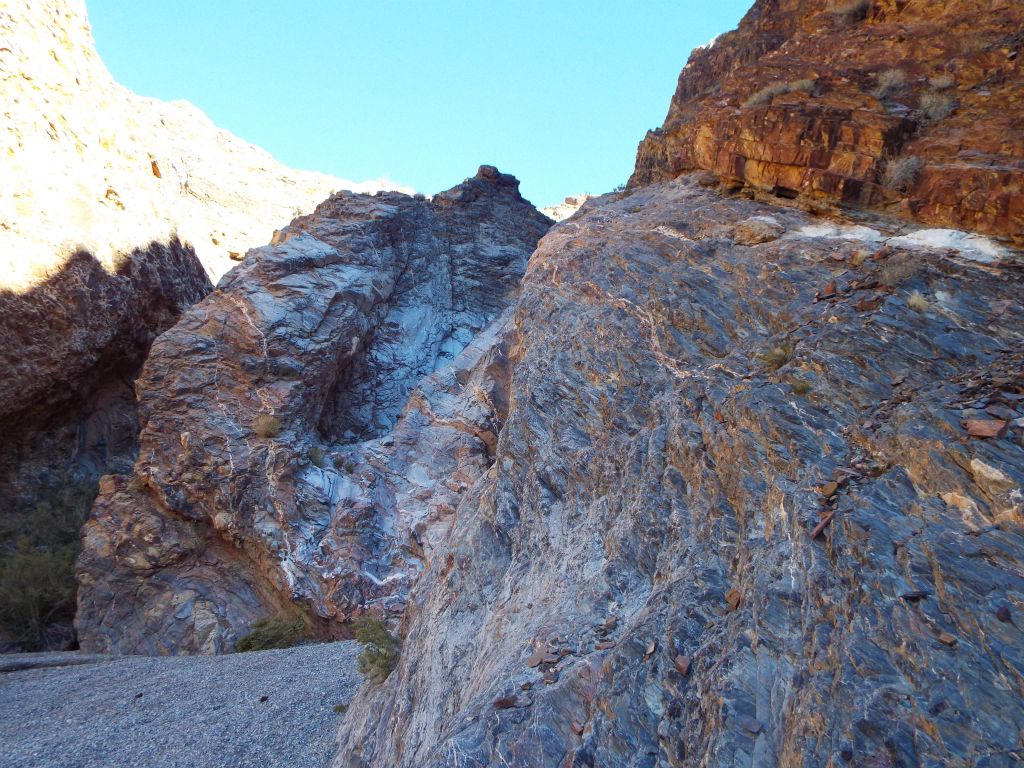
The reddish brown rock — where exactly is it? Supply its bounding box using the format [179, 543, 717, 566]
[630, 0, 1024, 241]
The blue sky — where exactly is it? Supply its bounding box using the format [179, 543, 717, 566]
[88, 1, 750, 207]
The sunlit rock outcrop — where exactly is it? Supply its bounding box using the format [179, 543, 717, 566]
[631, 0, 1024, 242]
[0, 0, 408, 289]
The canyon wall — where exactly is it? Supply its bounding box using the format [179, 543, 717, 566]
[631, 0, 1023, 242]
[335, 177, 1024, 768]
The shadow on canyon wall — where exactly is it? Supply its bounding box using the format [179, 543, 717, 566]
[0, 239, 211, 649]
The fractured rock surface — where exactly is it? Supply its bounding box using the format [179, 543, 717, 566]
[335, 178, 1024, 766]
[75, 168, 551, 654]
[0, 238, 211, 506]
[631, 0, 1024, 241]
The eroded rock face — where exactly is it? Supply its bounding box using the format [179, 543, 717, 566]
[630, 0, 1023, 242]
[75, 168, 552, 654]
[0, 238, 212, 505]
[335, 179, 1024, 766]
[0, 0, 408, 289]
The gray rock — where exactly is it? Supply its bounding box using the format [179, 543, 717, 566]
[75, 168, 551, 654]
[334, 177, 1024, 767]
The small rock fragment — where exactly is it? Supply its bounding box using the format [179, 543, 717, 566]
[996, 605, 1012, 622]
[644, 638, 657, 660]
[739, 715, 764, 734]
[820, 481, 839, 499]
[937, 632, 957, 646]
[674, 654, 692, 676]
[572, 720, 585, 735]
[810, 512, 835, 539]
[493, 695, 532, 709]
[962, 419, 1008, 438]
[725, 588, 742, 610]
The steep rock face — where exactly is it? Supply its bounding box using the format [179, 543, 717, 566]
[631, 0, 1023, 241]
[75, 168, 552, 654]
[0, 238, 211, 506]
[335, 179, 1024, 766]
[0, 0, 407, 288]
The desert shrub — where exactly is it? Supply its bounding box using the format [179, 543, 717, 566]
[919, 91, 957, 122]
[907, 290, 931, 312]
[234, 617, 306, 652]
[788, 378, 812, 396]
[309, 446, 325, 468]
[929, 73, 955, 90]
[873, 68, 907, 99]
[881, 155, 923, 193]
[354, 615, 400, 683]
[0, 544, 78, 649]
[252, 414, 283, 438]
[759, 342, 795, 371]
[333, 456, 356, 473]
[743, 79, 815, 108]
[828, 0, 869, 26]
[0, 478, 97, 650]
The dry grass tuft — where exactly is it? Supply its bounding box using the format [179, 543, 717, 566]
[743, 79, 816, 108]
[881, 155, 923, 194]
[873, 68, 908, 99]
[919, 91, 957, 122]
[252, 414, 283, 438]
[929, 73, 955, 90]
[907, 290, 931, 312]
[759, 342, 795, 371]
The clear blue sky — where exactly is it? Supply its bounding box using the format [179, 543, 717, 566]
[87, 1, 750, 208]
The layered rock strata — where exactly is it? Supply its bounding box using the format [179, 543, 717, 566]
[75, 168, 552, 654]
[631, 0, 1024, 241]
[336, 178, 1024, 766]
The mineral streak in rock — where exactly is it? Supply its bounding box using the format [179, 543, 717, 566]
[75, 167, 552, 654]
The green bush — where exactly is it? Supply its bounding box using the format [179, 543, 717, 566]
[234, 617, 306, 652]
[309, 446, 326, 468]
[0, 478, 97, 649]
[333, 456, 356, 474]
[354, 615, 400, 683]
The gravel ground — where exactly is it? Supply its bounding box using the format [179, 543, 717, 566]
[0, 641, 362, 768]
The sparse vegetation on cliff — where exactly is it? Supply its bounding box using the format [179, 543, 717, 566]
[742, 79, 815, 108]
[919, 91, 957, 122]
[0, 479, 96, 650]
[873, 68, 908, 99]
[882, 154, 924, 193]
[252, 414, 283, 438]
[828, 0, 870, 27]
[353, 615, 400, 682]
[234, 617, 306, 652]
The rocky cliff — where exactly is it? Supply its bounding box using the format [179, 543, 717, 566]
[631, 0, 1023, 242]
[335, 178, 1023, 767]
[0, 0, 407, 289]
[75, 167, 552, 654]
